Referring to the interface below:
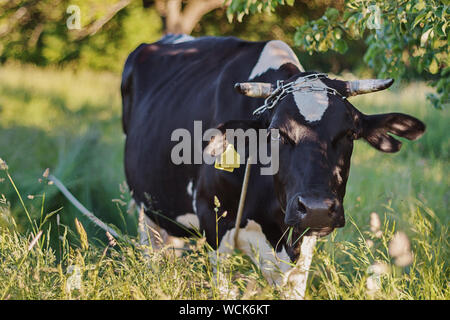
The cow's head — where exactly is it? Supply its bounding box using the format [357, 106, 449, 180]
[206, 73, 425, 237]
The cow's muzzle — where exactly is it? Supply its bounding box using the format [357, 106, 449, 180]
[285, 194, 345, 233]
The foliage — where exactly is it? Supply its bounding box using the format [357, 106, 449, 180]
[0, 0, 370, 76]
[228, 0, 449, 108]
[0, 0, 162, 72]
[226, 0, 296, 22]
[2, 0, 448, 100]
[197, 1, 368, 74]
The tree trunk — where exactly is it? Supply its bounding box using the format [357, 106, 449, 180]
[155, 0, 226, 35]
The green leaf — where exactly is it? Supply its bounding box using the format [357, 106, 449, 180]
[318, 40, 328, 52]
[287, 227, 293, 245]
[429, 58, 439, 74]
[214, 195, 221, 208]
[412, 12, 427, 29]
[415, 0, 426, 11]
[334, 38, 349, 53]
[325, 8, 339, 22]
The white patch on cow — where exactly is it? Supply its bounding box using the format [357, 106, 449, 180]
[293, 78, 329, 122]
[249, 40, 304, 80]
[217, 220, 290, 285]
[212, 220, 317, 298]
[171, 34, 195, 44]
[186, 179, 193, 197]
[276, 246, 292, 274]
[186, 179, 197, 215]
[176, 213, 200, 230]
[283, 235, 317, 300]
[192, 188, 197, 214]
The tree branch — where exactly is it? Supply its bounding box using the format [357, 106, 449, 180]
[155, 0, 227, 34]
[27, 23, 44, 48]
[73, 0, 131, 40]
[0, 6, 30, 38]
[180, 0, 226, 34]
[165, 0, 183, 33]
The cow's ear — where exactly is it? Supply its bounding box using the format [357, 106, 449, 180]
[360, 113, 426, 153]
[204, 120, 265, 157]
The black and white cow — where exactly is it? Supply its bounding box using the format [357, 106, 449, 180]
[121, 35, 425, 275]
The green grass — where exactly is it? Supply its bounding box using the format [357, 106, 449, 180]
[0, 63, 133, 245]
[0, 64, 448, 299]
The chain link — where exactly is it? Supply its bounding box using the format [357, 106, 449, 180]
[252, 73, 346, 116]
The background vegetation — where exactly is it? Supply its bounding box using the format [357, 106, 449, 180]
[0, 0, 448, 299]
[2, 1, 448, 106]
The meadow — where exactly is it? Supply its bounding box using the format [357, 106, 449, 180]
[0, 63, 448, 299]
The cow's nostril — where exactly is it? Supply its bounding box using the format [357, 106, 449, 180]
[329, 201, 337, 214]
[297, 198, 307, 214]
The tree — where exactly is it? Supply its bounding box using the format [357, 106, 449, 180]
[227, 0, 449, 108]
[0, 0, 136, 67]
[0, 0, 229, 69]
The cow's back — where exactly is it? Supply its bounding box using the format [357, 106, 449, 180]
[122, 36, 268, 235]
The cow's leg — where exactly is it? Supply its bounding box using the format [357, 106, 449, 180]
[137, 203, 167, 250]
[131, 200, 185, 256]
[215, 219, 317, 299]
[216, 220, 292, 286]
[282, 235, 317, 299]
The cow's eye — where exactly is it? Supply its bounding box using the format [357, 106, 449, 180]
[346, 130, 358, 141]
[332, 130, 356, 146]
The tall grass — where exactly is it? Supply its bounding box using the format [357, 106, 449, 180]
[0, 63, 132, 249]
[0, 64, 448, 299]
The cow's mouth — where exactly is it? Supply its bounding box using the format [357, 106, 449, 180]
[304, 226, 335, 237]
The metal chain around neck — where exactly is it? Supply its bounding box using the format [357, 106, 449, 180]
[252, 73, 346, 116]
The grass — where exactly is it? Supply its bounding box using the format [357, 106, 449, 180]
[0, 63, 448, 299]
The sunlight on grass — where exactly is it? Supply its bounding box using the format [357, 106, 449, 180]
[0, 63, 121, 131]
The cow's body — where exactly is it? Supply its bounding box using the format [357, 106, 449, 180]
[122, 36, 305, 259]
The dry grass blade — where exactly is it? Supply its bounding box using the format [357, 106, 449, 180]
[148, 225, 164, 246]
[75, 218, 89, 251]
[287, 227, 294, 246]
[27, 230, 43, 251]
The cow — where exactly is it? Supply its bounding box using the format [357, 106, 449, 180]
[121, 34, 425, 285]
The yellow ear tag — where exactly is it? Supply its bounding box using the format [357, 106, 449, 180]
[214, 143, 240, 172]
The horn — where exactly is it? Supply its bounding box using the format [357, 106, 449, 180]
[234, 82, 274, 98]
[346, 79, 394, 96]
